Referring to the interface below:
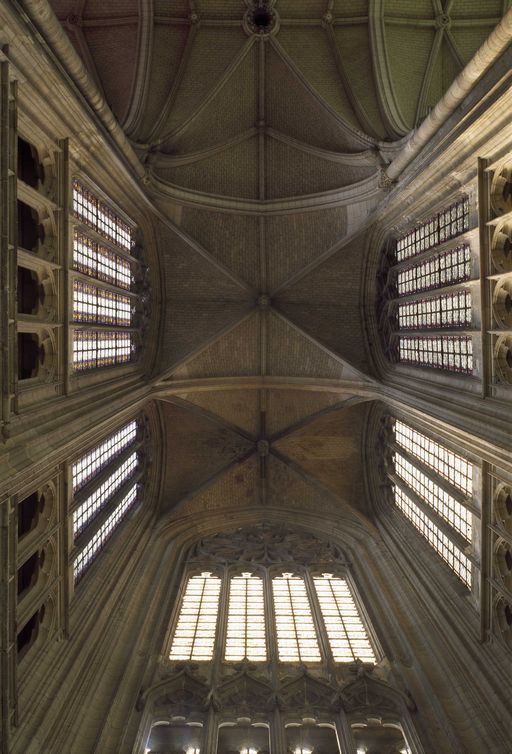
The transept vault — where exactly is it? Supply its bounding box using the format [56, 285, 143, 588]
[0, 1, 512, 753]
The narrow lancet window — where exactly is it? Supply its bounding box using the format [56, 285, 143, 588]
[272, 573, 321, 662]
[313, 574, 376, 663]
[225, 573, 266, 662]
[169, 573, 221, 661]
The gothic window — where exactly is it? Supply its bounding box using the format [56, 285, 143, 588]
[71, 418, 142, 583]
[272, 572, 321, 662]
[225, 572, 267, 662]
[313, 574, 376, 663]
[168, 572, 222, 661]
[71, 180, 139, 372]
[383, 418, 474, 587]
[168, 563, 377, 666]
[379, 197, 475, 374]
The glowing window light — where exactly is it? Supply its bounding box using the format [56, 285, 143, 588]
[225, 573, 266, 662]
[73, 483, 138, 581]
[394, 453, 471, 540]
[73, 180, 132, 250]
[395, 197, 469, 263]
[72, 420, 137, 492]
[73, 280, 131, 326]
[394, 420, 472, 496]
[72, 329, 134, 371]
[397, 290, 471, 330]
[272, 573, 321, 662]
[313, 574, 376, 663]
[186, 749, 200, 754]
[397, 245, 471, 296]
[240, 748, 258, 754]
[73, 452, 138, 538]
[394, 486, 471, 587]
[398, 334, 473, 373]
[74, 229, 131, 289]
[169, 573, 221, 661]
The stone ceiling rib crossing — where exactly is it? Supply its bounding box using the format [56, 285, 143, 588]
[48, 0, 511, 519]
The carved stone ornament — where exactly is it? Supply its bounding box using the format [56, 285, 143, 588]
[141, 668, 209, 715]
[278, 671, 341, 714]
[342, 673, 415, 714]
[190, 523, 347, 566]
[215, 669, 274, 712]
[243, 0, 280, 37]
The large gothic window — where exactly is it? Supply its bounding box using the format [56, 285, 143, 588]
[143, 527, 418, 754]
[381, 417, 475, 588]
[168, 567, 374, 668]
[379, 197, 476, 374]
[70, 417, 145, 583]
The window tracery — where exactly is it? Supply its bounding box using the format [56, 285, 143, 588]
[378, 197, 476, 374]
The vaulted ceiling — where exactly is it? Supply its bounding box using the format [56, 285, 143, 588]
[49, 0, 509, 521]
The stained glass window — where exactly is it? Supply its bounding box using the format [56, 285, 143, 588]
[169, 573, 221, 661]
[395, 198, 469, 263]
[73, 230, 131, 289]
[398, 335, 473, 373]
[397, 246, 471, 296]
[381, 198, 474, 374]
[72, 330, 133, 371]
[225, 573, 266, 662]
[272, 573, 321, 662]
[72, 180, 139, 372]
[73, 180, 132, 250]
[73, 280, 131, 326]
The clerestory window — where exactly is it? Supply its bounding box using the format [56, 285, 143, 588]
[71, 418, 143, 583]
[71, 181, 140, 372]
[379, 197, 475, 374]
[384, 417, 474, 588]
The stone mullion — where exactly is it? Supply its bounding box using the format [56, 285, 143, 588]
[335, 709, 357, 754]
[212, 565, 229, 687]
[304, 569, 333, 673]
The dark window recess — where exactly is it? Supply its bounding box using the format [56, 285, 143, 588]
[506, 604, 512, 626]
[17, 267, 42, 314]
[17, 550, 43, 596]
[17, 333, 41, 380]
[16, 605, 45, 658]
[506, 494, 512, 517]
[18, 492, 43, 538]
[18, 201, 44, 252]
[17, 137, 44, 188]
[505, 549, 512, 572]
